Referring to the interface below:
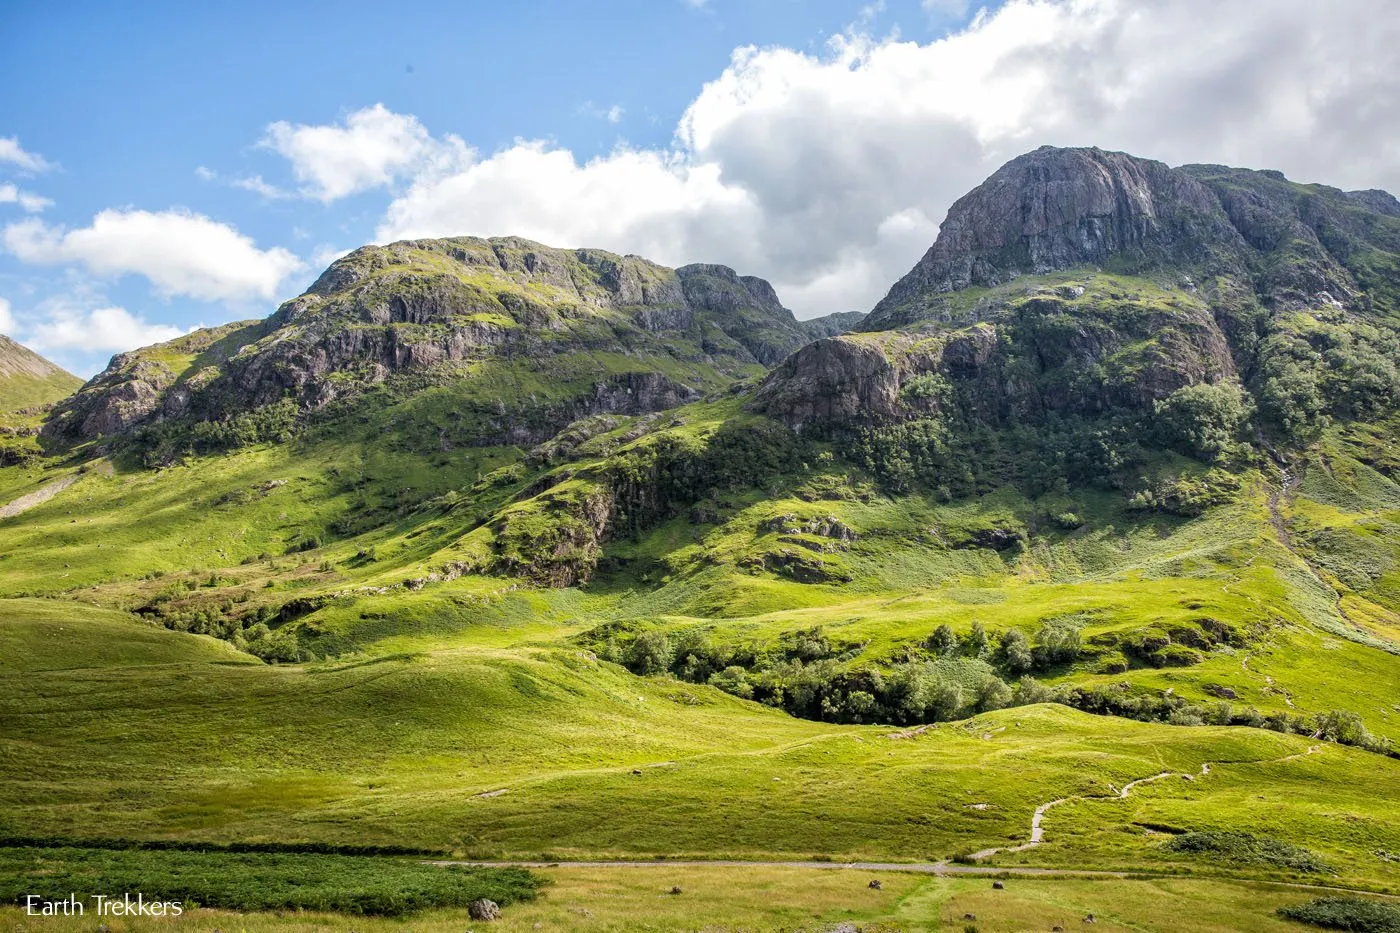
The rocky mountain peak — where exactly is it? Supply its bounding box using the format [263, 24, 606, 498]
[865, 146, 1400, 331]
[866, 146, 1244, 327]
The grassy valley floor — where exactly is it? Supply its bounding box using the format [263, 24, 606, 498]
[3, 867, 1399, 931]
[5, 413, 1400, 928]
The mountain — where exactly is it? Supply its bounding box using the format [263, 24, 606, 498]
[756, 147, 1400, 451]
[42, 238, 815, 446]
[5, 146, 1400, 913]
[867, 145, 1400, 328]
[0, 334, 81, 415]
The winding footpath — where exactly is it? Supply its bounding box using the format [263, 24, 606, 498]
[432, 746, 1357, 889]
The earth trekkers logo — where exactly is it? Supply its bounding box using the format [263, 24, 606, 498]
[24, 893, 184, 917]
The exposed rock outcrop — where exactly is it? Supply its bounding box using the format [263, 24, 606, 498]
[868, 146, 1400, 330]
[676, 263, 811, 364]
[752, 336, 907, 431]
[869, 147, 1247, 326]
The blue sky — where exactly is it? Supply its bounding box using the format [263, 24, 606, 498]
[3, 0, 1398, 377]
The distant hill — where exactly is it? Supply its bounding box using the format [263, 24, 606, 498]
[800, 310, 866, 339]
[0, 334, 81, 414]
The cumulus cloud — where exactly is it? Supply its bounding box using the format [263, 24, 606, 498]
[0, 183, 52, 213]
[0, 297, 13, 334]
[24, 302, 188, 354]
[0, 137, 54, 173]
[377, 142, 760, 267]
[355, 0, 1400, 315]
[2, 210, 304, 302]
[260, 103, 467, 202]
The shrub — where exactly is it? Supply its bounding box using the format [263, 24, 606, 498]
[961, 621, 990, 660]
[1279, 897, 1400, 932]
[927, 624, 959, 657]
[1167, 831, 1330, 873]
[781, 626, 835, 663]
[1154, 382, 1254, 462]
[708, 666, 754, 700]
[244, 623, 301, 663]
[624, 631, 674, 676]
[1032, 619, 1082, 668]
[996, 629, 1034, 674]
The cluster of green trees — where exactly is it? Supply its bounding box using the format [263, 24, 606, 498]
[126, 398, 299, 466]
[850, 414, 1147, 498]
[590, 622, 1396, 758]
[1125, 468, 1242, 517]
[1256, 321, 1400, 441]
[593, 620, 1086, 725]
[136, 596, 305, 663]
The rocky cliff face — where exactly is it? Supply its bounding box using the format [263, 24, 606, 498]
[867, 146, 1400, 330]
[760, 146, 1400, 436]
[43, 238, 814, 443]
[868, 147, 1245, 326]
[675, 263, 811, 365]
[755, 277, 1236, 432]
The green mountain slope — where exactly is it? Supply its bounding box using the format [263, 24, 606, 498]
[41, 238, 813, 449]
[4, 146, 1400, 908]
[0, 334, 81, 414]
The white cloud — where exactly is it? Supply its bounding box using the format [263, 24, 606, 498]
[260, 103, 467, 202]
[377, 142, 760, 269]
[0, 183, 52, 213]
[0, 137, 54, 173]
[310, 243, 353, 271]
[922, 0, 970, 17]
[197, 165, 292, 199]
[364, 0, 1400, 316]
[2, 210, 304, 302]
[232, 174, 292, 199]
[579, 102, 627, 124]
[0, 297, 13, 334]
[24, 302, 188, 354]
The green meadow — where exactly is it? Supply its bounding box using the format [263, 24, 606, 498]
[5, 388, 1400, 929]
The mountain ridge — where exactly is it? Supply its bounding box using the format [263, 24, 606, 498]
[41, 237, 867, 448]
